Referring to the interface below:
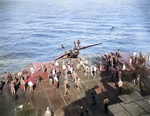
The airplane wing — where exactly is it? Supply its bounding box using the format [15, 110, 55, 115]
[53, 52, 70, 61]
[79, 43, 102, 50]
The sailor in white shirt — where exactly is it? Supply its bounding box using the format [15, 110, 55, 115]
[28, 80, 33, 93]
[129, 57, 132, 68]
[55, 61, 59, 67]
[122, 63, 126, 71]
[93, 65, 97, 77]
[18, 70, 22, 78]
[45, 107, 51, 116]
[91, 65, 94, 77]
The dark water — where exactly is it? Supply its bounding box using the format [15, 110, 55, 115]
[0, 0, 150, 76]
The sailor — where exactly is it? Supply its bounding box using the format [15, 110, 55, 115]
[56, 66, 60, 80]
[106, 62, 110, 71]
[102, 53, 108, 61]
[52, 67, 56, 78]
[79, 58, 85, 72]
[129, 56, 132, 68]
[54, 74, 58, 82]
[0, 81, 2, 92]
[133, 51, 137, 57]
[84, 65, 88, 77]
[116, 67, 119, 78]
[77, 57, 81, 63]
[87, 66, 91, 79]
[68, 60, 71, 65]
[70, 63, 73, 74]
[28, 79, 33, 93]
[136, 74, 140, 85]
[30, 68, 35, 74]
[10, 81, 15, 95]
[49, 72, 53, 86]
[91, 88, 96, 105]
[81, 57, 86, 69]
[96, 66, 100, 75]
[111, 27, 114, 30]
[80, 106, 85, 116]
[133, 52, 137, 63]
[72, 71, 79, 83]
[110, 56, 114, 67]
[20, 77, 25, 91]
[49, 64, 53, 72]
[103, 97, 110, 113]
[76, 63, 81, 73]
[99, 62, 103, 71]
[43, 62, 47, 73]
[18, 70, 22, 78]
[118, 71, 122, 79]
[53, 74, 58, 88]
[55, 61, 59, 67]
[45, 107, 51, 116]
[36, 74, 41, 85]
[64, 79, 70, 96]
[116, 49, 120, 57]
[64, 69, 68, 80]
[85, 60, 89, 66]
[76, 77, 81, 93]
[4, 72, 8, 84]
[62, 61, 66, 74]
[22, 69, 27, 74]
[122, 63, 126, 71]
[68, 62, 71, 72]
[118, 78, 123, 93]
[90, 65, 94, 77]
[114, 55, 118, 66]
[67, 66, 71, 77]
[93, 65, 97, 77]
[132, 71, 137, 84]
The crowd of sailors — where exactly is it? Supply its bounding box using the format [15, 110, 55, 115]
[102, 50, 145, 88]
[0, 53, 104, 96]
[0, 70, 35, 95]
[0, 49, 145, 96]
[0, 56, 98, 96]
[0, 49, 148, 116]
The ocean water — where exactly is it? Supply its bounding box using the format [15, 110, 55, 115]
[0, 0, 150, 76]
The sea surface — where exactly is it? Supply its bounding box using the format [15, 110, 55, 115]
[0, 0, 150, 76]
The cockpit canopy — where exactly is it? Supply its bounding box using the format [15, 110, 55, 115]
[69, 48, 79, 58]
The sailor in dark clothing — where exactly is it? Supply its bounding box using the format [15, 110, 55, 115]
[111, 74, 114, 82]
[80, 106, 89, 116]
[115, 49, 120, 57]
[37, 75, 42, 85]
[105, 61, 109, 71]
[115, 55, 118, 66]
[0, 81, 2, 92]
[118, 78, 123, 94]
[49, 72, 53, 86]
[103, 97, 110, 113]
[91, 88, 96, 105]
[102, 53, 108, 61]
[116, 67, 119, 78]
